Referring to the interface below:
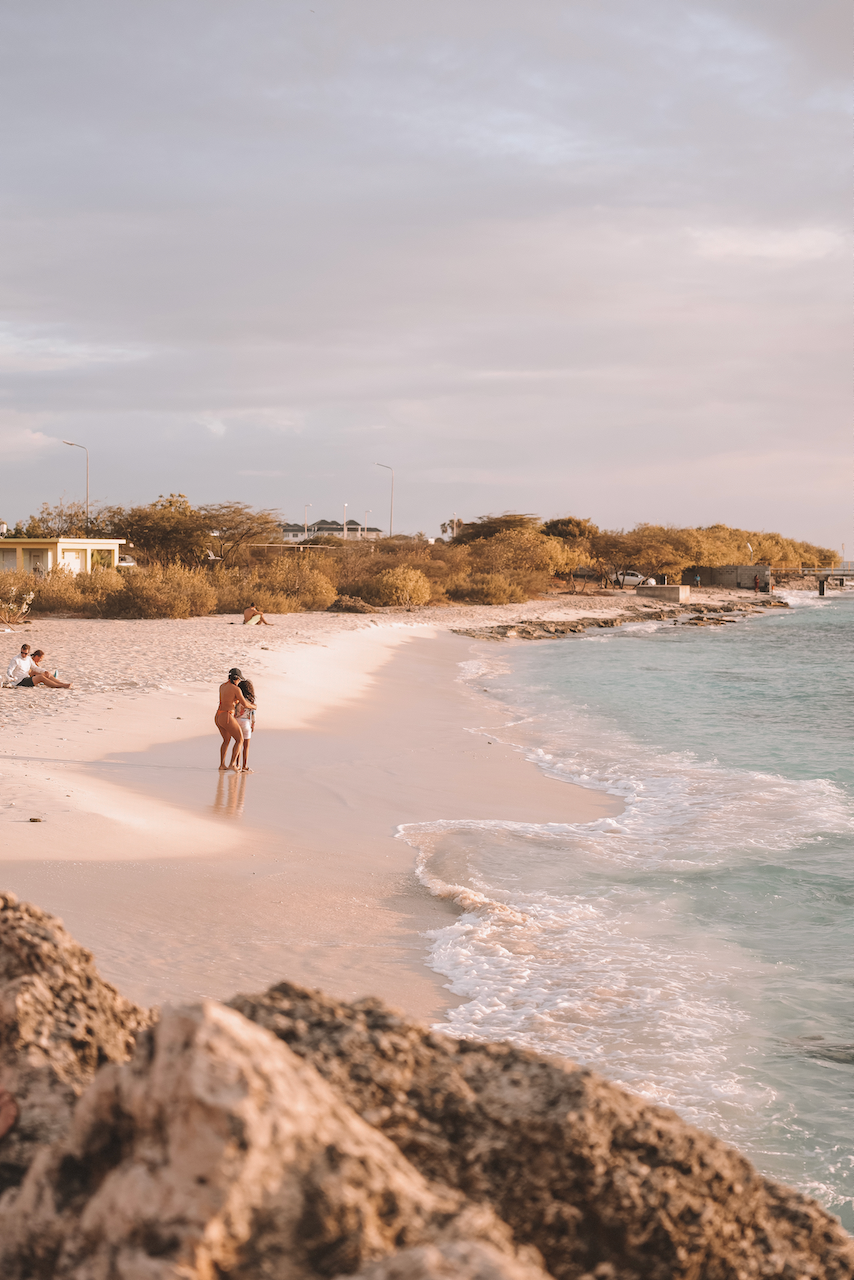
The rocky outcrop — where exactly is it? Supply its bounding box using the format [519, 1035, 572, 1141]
[328, 596, 378, 613]
[230, 982, 854, 1280]
[0, 892, 152, 1194]
[0, 897, 851, 1280]
[0, 1001, 536, 1280]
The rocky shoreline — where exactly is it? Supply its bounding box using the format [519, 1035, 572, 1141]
[0, 892, 851, 1280]
[451, 599, 788, 642]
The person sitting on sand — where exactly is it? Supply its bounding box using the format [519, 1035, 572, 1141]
[15, 650, 72, 689]
[214, 667, 253, 770]
[6, 643, 34, 685]
[243, 602, 272, 626]
[234, 678, 257, 772]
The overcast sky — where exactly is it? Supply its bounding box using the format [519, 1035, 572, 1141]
[0, 1, 848, 546]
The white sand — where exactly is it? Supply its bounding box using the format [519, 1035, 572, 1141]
[4, 594, 757, 1018]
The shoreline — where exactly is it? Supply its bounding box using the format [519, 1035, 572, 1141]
[0, 619, 620, 1022]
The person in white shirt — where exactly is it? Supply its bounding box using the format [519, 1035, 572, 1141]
[6, 644, 34, 685]
[6, 645, 71, 688]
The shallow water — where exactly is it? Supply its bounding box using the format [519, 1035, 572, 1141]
[404, 593, 854, 1227]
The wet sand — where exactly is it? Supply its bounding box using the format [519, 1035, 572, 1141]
[2, 626, 620, 1021]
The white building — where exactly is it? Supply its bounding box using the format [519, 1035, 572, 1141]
[280, 519, 384, 541]
[0, 536, 127, 574]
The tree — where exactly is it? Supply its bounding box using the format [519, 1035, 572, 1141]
[451, 513, 540, 545]
[201, 503, 283, 567]
[101, 495, 211, 565]
[541, 516, 600, 542]
[20, 501, 88, 537]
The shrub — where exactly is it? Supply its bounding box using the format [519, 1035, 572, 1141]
[471, 529, 568, 576]
[447, 573, 525, 605]
[0, 580, 36, 624]
[102, 565, 217, 619]
[369, 565, 432, 607]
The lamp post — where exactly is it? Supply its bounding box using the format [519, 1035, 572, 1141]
[63, 440, 89, 534]
[343, 503, 348, 541]
[376, 463, 394, 538]
[304, 503, 312, 540]
[363, 509, 371, 540]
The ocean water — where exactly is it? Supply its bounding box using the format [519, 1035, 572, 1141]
[402, 592, 854, 1227]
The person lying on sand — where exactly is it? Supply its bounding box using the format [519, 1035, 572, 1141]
[214, 667, 254, 770]
[243, 603, 272, 626]
[13, 650, 72, 689]
[234, 678, 257, 772]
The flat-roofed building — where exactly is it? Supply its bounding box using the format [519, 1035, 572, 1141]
[0, 537, 126, 574]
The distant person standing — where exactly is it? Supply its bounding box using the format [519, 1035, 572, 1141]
[754, 574, 760, 593]
[693, 573, 701, 589]
[243, 602, 273, 626]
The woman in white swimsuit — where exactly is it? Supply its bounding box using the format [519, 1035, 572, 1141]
[235, 678, 257, 772]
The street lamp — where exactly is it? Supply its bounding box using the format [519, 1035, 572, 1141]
[63, 440, 89, 534]
[363, 509, 371, 540]
[376, 463, 394, 538]
[304, 503, 312, 540]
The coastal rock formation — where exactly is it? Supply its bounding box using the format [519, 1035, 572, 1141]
[0, 1001, 533, 1280]
[0, 892, 151, 1194]
[0, 896, 851, 1280]
[231, 982, 854, 1280]
[328, 595, 378, 613]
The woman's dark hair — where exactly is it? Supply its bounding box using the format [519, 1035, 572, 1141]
[32, 649, 44, 659]
[239, 679, 255, 703]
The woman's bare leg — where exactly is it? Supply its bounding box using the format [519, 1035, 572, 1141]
[31, 672, 72, 689]
[226, 718, 243, 769]
[241, 738, 251, 771]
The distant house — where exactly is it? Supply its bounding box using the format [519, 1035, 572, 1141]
[0, 536, 126, 575]
[280, 518, 384, 542]
[280, 523, 309, 542]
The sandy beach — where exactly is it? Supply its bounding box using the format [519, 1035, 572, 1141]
[0, 588, 764, 1022]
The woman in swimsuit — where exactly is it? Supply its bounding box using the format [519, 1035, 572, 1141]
[215, 667, 253, 770]
[234, 678, 257, 772]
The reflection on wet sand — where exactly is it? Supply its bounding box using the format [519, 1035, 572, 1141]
[212, 770, 247, 817]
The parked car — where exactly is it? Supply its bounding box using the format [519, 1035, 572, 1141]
[609, 571, 655, 587]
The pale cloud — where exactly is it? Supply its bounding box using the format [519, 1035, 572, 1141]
[0, 324, 147, 373]
[692, 225, 845, 261]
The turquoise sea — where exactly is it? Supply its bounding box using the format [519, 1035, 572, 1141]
[406, 592, 854, 1228]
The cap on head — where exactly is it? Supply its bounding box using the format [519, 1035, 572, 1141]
[228, 667, 243, 680]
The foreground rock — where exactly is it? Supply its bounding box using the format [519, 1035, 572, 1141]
[0, 1001, 537, 1280]
[0, 892, 151, 1195]
[231, 982, 854, 1280]
[0, 898, 851, 1280]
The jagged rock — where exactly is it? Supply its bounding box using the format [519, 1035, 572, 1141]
[0, 892, 152, 1194]
[351, 1240, 552, 1280]
[328, 596, 378, 613]
[0, 1001, 530, 1280]
[230, 982, 854, 1280]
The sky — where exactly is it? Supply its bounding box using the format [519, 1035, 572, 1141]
[0, 1, 849, 548]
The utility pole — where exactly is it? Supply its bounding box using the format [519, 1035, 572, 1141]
[363, 510, 371, 540]
[343, 503, 348, 540]
[304, 503, 312, 540]
[376, 463, 394, 538]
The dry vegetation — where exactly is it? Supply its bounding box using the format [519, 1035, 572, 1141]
[3, 500, 838, 620]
